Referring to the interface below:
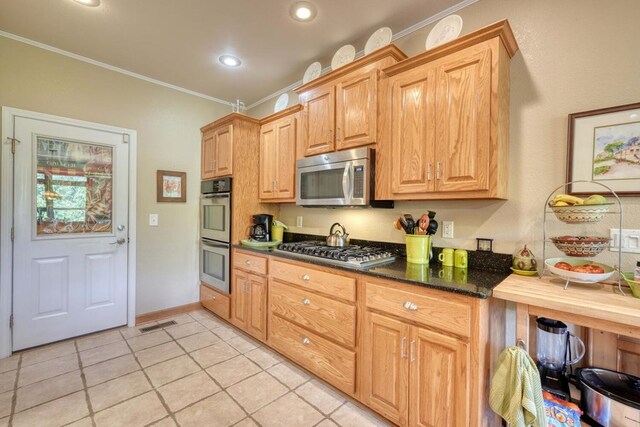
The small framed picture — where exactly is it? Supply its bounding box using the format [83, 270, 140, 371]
[567, 102, 640, 196]
[476, 238, 493, 252]
[157, 170, 186, 202]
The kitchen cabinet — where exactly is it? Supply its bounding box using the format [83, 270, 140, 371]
[201, 123, 233, 179]
[259, 106, 300, 202]
[200, 284, 230, 319]
[376, 20, 518, 200]
[231, 250, 268, 342]
[296, 45, 407, 158]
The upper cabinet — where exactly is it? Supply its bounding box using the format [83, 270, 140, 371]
[296, 46, 407, 158]
[200, 114, 260, 180]
[376, 20, 519, 200]
[259, 105, 301, 202]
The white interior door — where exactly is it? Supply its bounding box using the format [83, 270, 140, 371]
[11, 114, 129, 350]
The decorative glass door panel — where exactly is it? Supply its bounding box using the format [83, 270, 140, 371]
[35, 136, 113, 236]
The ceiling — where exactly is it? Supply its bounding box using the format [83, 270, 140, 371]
[0, 0, 464, 106]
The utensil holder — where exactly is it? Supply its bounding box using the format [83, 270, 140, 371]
[406, 235, 431, 265]
[271, 225, 284, 242]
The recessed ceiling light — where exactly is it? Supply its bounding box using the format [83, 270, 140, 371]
[219, 55, 242, 68]
[74, 0, 100, 6]
[290, 1, 317, 22]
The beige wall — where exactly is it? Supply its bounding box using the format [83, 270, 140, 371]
[249, 0, 640, 271]
[0, 36, 231, 315]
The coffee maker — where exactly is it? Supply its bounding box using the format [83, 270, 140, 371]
[536, 317, 585, 400]
[249, 214, 273, 242]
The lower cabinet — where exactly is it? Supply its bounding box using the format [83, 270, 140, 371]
[231, 268, 267, 342]
[199, 284, 230, 320]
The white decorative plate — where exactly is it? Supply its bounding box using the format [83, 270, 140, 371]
[425, 14, 463, 50]
[364, 27, 392, 55]
[302, 62, 322, 84]
[331, 45, 356, 70]
[274, 93, 289, 113]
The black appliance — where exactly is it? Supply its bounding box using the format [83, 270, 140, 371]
[249, 214, 273, 242]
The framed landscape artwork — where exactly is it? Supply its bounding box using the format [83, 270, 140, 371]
[567, 102, 640, 196]
[156, 170, 186, 202]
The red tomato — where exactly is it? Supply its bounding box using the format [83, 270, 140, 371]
[571, 265, 592, 273]
[554, 262, 573, 271]
[585, 264, 605, 274]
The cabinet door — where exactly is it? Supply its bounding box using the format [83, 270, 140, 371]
[246, 274, 267, 340]
[231, 269, 248, 328]
[301, 85, 335, 156]
[434, 46, 491, 193]
[409, 327, 470, 427]
[201, 131, 216, 180]
[259, 123, 276, 199]
[363, 312, 410, 426]
[274, 116, 297, 200]
[214, 124, 234, 177]
[336, 70, 377, 150]
[390, 65, 436, 195]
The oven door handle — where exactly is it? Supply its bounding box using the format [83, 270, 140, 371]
[201, 240, 230, 249]
[201, 193, 230, 200]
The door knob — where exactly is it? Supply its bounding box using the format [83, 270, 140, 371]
[110, 238, 126, 245]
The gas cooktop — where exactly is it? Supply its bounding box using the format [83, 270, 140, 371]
[276, 241, 396, 269]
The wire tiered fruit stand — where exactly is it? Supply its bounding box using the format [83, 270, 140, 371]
[541, 180, 624, 292]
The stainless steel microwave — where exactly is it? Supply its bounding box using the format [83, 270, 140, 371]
[296, 147, 393, 208]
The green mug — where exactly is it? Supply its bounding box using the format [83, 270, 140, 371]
[454, 249, 468, 269]
[438, 248, 454, 267]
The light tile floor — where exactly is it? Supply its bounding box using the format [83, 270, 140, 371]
[1, 309, 392, 427]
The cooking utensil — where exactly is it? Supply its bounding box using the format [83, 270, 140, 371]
[326, 222, 350, 247]
[417, 214, 429, 235]
[404, 214, 415, 234]
[571, 368, 640, 426]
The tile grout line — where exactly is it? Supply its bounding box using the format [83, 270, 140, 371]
[8, 353, 22, 426]
[74, 340, 97, 427]
[119, 328, 179, 426]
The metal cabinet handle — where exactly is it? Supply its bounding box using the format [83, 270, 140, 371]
[302, 298, 311, 306]
[243, 281, 249, 293]
[403, 301, 418, 311]
[410, 340, 416, 362]
[436, 161, 441, 180]
[337, 127, 341, 141]
[427, 162, 432, 181]
[302, 337, 311, 346]
[401, 337, 407, 359]
[211, 295, 216, 300]
[301, 274, 310, 282]
[245, 260, 251, 266]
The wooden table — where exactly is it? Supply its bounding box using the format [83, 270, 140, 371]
[492, 274, 640, 350]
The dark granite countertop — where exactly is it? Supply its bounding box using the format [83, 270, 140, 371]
[233, 234, 512, 299]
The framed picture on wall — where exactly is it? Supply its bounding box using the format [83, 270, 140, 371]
[157, 170, 186, 202]
[567, 102, 640, 196]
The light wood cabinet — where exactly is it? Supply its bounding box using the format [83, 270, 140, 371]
[377, 20, 518, 200]
[201, 123, 233, 179]
[231, 250, 269, 342]
[199, 284, 230, 320]
[296, 45, 407, 158]
[259, 106, 300, 202]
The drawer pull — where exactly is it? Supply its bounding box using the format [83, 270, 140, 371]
[403, 301, 418, 311]
[401, 336, 407, 359]
[301, 274, 311, 282]
[211, 295, 216, 300]
[302, 337, 311, 346]
[245, 260, 251, 266]
[302, 298, 311, 306]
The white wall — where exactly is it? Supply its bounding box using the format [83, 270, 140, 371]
[0, 36, 231, 315]
[249, 0, 640, 272]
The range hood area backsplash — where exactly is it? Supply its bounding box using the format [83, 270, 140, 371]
[277, 199, 525, 256]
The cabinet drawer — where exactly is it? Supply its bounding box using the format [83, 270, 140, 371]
[269, 314, 355, 395]
[270, 259, 356, 302]
[200, 284, 230, 319]
[234, 251, 268, 275]
[270, 281, 356, 347]
[365, 281, 471, 338]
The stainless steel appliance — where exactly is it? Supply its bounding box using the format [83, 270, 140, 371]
[296, 147, 393, 208]
[536, 317, 585, 399]
[200, 178, 231, 293]
[249, 214, 273, 242]
[277, 241, 395, 269]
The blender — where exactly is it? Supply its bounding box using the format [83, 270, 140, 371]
[536, 317, 585, 400]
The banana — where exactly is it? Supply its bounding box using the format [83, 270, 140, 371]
[552, 194, 584, 205]
[553, 201, 569, 206]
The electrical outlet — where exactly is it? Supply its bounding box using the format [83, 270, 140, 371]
[610, 228, 640, 253]
[149, 214, 159, 226]
[442, 221, 454, 239]
[296, 216, 303, 227]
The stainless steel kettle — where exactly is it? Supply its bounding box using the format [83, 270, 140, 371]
[326, 223, 350, 247]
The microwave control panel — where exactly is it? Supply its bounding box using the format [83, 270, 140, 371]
[354, 166, 364, 198]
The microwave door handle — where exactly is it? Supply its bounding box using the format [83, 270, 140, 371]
[342, 162, 352, 203]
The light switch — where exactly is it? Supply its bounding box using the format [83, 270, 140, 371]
[149, 214, 159, 226]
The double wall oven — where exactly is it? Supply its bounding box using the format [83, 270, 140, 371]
[200, 178, 231, 293]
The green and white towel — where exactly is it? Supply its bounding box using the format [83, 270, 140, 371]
[490, 346, 546, 427]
